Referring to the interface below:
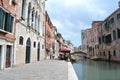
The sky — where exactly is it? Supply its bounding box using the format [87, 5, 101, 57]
[45, 0, 120, 47]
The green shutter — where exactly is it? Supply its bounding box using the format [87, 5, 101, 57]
[4, 13, 13, 32]
[9, 16, 14, 32]
[0, 8, 4, 29]
[4, 13, 9, 32]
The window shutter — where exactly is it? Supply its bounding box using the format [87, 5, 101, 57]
[4, 13, 13, 33]
[4, 13, 9, 31]
[4, 13, 10, 32]
[9, 15, 14, 32]
[0, 8, 4, 29]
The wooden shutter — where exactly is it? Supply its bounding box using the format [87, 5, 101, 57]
[4, 13, 13, 33]
[4, 13, 9, 32]
[9, 15, 14, 33]
[0, 8, 4, 29]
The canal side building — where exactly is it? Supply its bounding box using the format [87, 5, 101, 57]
[45, 11, 53, 59]
[98, 7, 120, 61]
[81, 2, 120, 62]
[0, 0, 18, 69]
[14, 0, 46, 66]
[90, 21, 102, 58]
[81, 29, 92, 57]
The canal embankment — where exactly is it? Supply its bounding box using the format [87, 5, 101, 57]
[68, 62, 78, 80]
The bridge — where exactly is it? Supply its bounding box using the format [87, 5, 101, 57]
[70, 51, 87, 61]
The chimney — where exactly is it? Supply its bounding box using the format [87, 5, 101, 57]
[118, 1, 120, 8]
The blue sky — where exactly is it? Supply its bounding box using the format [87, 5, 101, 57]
[46, 0, 120, 47]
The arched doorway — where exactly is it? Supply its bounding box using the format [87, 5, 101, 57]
[37, 42, 40, 61]
[25, 38, 31, 63]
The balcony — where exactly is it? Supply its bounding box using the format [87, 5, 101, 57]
[0, 29, 8, 35]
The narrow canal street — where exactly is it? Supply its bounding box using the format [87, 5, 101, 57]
[73, 59, 120, 80]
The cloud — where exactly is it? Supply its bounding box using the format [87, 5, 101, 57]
[46, 0, 120, 46]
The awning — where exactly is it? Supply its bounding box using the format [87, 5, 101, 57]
[59, 48, 70, 53]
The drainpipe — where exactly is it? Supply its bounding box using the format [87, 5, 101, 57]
[12, 42, 15, 68]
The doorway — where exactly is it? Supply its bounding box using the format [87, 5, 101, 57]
[6, 45, 12, 68]
[37, 42, 40, 61]
[25, 38, 31, 63]
[108, 51, 111, 61]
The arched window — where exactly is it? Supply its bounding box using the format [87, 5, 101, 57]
[27, 2, 31, 26]
[31, 7, 35, 27]
[35, 11, 38, 31]
[38, 14, 40, 32]
[19, 36, 24, 45]
[21, 0, 26, 18]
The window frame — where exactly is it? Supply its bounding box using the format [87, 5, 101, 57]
[0, 7, 14, 33]
[19, 36, 24, 45]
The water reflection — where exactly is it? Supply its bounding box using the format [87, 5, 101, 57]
[73, 59, 120, 80]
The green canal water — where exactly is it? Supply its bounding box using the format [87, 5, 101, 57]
[73, 59, 120, 80]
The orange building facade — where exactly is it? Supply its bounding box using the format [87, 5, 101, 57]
[45, 11, 53, 59]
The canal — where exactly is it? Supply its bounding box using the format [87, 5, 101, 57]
[73, 59, 120, 80]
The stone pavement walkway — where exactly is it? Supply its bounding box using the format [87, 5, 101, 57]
[0, 60, 77, 80]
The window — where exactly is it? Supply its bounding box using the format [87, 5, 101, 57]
[19, 36, 23, 45]
[104, 22, 109, 29]
[113, 30, 116, 40]
[103, 51, 105, 56]
[113, 50, 116, 56]
[31, 7, 35, 27]
[11, 0, 17, 5]
[33, 42, 36, 48]
[100, 52, 101, 56]
[21, 0, 26, 18]
[117, 13, 120, 20]
[0, 8, 14, 33]
[42, 45, 44, 49]
[38, 15, 40, 31]
[109, 18, 114, 24]
[105, 34, 112, 44]
[102, 35, 105, 43]
[35, 11, 38, 31]
[27, 2, 31, 26]
[117, 28, 120, 38]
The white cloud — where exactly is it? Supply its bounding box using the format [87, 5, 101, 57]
[46, 0, 120, 46]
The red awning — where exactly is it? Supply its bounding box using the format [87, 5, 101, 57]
[59, 48, 70, 53]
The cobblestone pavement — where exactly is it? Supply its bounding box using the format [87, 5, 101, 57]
[0, 60, 68, 80]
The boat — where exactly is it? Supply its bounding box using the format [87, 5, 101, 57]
[90, 56, 100, 61]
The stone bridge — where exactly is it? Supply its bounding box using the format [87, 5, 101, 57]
[70, 51, 87, 61]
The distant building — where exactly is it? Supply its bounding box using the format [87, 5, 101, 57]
[64, 40, 74, 53]
[81, 29, 91, 54]
[89, 21, 102, 58]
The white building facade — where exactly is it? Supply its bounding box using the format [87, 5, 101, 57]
[14, 0, 46, 66]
